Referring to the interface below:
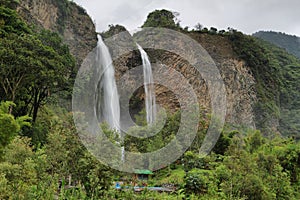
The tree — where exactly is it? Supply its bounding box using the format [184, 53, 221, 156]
[44, 113, 113, 198]
[102, 24, 127, 38]
[0, 7, 75, 121]
[0, 6, 31, 36]
[0, 101, 30, 154]
[142, 9, 181, 29]
[0, 33, 74, 121]
[194, 23, 203, 31]
[212, 131, 232, 155]
[185, 169, 217, 195]
[246, 130, 264, 153]
[209, 27, 218, 34]
[0, 7, 33, 111]
[0, 136, 58, 199]
[202, 27, 209, 33]
[26, 30, 75, 122]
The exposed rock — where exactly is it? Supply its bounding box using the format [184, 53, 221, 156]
[112, 33, 257, 130]
[16, 0, 97, 68]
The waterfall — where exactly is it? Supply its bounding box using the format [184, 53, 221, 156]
[96, 35, 124, 162]
[96, 35, 120, 132]
[136, 44, 157, 124]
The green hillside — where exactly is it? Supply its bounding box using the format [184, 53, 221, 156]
[254, 31, 300, 59]
[229, 31, 300, 136]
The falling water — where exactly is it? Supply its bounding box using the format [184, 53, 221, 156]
[136, 44, 157, 124]
[96, 35, 121, 132]
[96, 35, 125, 162]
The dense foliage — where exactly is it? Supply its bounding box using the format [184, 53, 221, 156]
[0, 107, 299, 199]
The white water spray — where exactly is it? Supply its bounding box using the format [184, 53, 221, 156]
[96, 35, 121, 131]
[136, 44, 157, 124]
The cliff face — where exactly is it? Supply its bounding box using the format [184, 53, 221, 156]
[193, 34, 257, 129]
[111, 32, 257, 130]
[16, 0, 97, 67]
[158, 53, 257, 129]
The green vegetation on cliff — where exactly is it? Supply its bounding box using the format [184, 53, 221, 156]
[228, 30, 300, 136]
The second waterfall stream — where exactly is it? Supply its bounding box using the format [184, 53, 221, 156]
[136, 43, 157, 125]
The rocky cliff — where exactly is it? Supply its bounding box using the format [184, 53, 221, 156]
[16, 0, 97, 67]
[109, 31, 258, 130]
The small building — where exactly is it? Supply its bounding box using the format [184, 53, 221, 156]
[134, 169, 153, 181]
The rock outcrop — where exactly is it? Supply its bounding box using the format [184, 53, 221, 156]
[108, 31, 257, 129]
[16, 0, 97, 68]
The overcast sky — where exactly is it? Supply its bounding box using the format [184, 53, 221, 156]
[73, 0, 300, 36]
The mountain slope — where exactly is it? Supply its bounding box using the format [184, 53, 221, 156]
[232, 31, 300, 136]
[253, 31, 300, 59]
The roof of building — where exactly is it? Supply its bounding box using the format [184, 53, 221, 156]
[134, 169, 153, 174]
